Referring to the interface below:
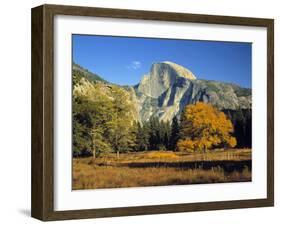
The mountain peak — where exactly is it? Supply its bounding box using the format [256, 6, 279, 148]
[161, 61, 196, 80]
[137, 61, 196, 98]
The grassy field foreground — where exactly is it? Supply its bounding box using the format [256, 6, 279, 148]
[72, 149, 251, 190]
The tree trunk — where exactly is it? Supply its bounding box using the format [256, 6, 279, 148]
[203, 146, 207, 153]
[92, 131, 96, 160]
[92, 147, 96, 160]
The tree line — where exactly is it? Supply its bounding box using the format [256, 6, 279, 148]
[73, 70, 251, 158]
[73, 81, 137, 158]
[73, 94, 181, 157]
[223, 109, 252, 148]
[73, 69, 181, 158]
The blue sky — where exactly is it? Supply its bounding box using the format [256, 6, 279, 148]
[72, 35, 252, 88]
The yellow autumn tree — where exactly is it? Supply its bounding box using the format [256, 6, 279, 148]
[177, 102, 236, 152]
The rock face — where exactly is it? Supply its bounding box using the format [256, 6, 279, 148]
[137, 62, 196, 98]
[73, 61, 251, 123]
[134, 61, 251, 122]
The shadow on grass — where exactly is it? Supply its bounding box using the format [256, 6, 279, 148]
[122, 160, 251, 173]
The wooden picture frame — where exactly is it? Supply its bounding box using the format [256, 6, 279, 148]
[31, 4, 274, 221]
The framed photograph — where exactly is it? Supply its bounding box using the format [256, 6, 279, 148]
[31, 4, 274, 221]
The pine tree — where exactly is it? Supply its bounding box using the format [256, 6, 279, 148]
[170, 116, 180, 150]
[127, 121, 138, 151]
[135, 122, 150, 151]
[148, 117, 161, 150]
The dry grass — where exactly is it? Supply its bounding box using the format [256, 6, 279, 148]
[146, 151, 179, 159]
[72, 149, 252, 190]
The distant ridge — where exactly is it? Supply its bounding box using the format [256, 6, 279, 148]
[73, 63, 108, 84]
[73, 61, 251, 122]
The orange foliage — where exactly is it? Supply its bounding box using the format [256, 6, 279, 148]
[228, 137, 237, 148]
[177, 102, 237, 152]
[177, 139, 195, 152]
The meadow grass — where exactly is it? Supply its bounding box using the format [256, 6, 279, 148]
[73, 149, 251, 190]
